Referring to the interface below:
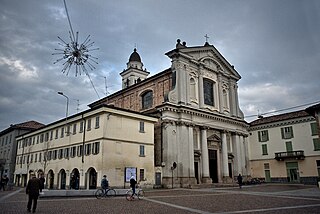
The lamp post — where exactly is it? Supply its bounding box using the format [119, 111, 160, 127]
[58, 92, 69, 120]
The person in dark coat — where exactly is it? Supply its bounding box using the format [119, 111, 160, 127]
[26, 173, 41, 213]
[237, 174, 243, 189]
[1, 175, 9, 191]
[39, 174, 45, 192]
[130, 176, 137, 197]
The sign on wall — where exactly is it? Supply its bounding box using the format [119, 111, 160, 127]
[125, 167, 137, 182]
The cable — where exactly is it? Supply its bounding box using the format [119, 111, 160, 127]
[244, 100, 320, 118]
[63, 0, 75, 42]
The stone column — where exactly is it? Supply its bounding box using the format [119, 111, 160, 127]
[201, 128, 210, 183]
[221, 131, 229, 177]
[218, 73, 223, 113]
[240, 135, 246, 175]
[235, 134, 242, 175]
[198, 68, 204, 108]
[188, 126, 195, 178]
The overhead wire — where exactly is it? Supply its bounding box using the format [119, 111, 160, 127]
[62, 0, 100, 99]
[244, 100, 320, 118]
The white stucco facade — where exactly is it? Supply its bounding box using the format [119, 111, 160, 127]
[248, 110, 320, 184]
[14, 105, 157, 189]
[159, 41, 249, 187]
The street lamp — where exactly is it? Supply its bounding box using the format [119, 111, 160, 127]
[58, 92, 69, 120]
[58, 91, 69, 133]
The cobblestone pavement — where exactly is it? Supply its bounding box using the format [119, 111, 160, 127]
[1, 184, 320, 214]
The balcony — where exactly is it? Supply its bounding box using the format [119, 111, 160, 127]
[275, 150, 305, 161]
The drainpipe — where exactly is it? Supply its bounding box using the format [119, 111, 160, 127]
[82, 114, 86, 163]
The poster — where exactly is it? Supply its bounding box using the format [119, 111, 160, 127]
[125, 167, 137, 182]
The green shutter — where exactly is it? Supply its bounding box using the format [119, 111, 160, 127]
[286, 141, 293, 152]
[313, 138, 320, 150]
[281, 128, 285, 139]
[262, 144, 268, 155]
[311, 123, 318, 136]
[290, 126, 294, 138]
[258, 131, 262, 142]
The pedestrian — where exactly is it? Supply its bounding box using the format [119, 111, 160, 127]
[70, 175, 75, 189]
[130, 175, 137, 198]
[101, 175, 109, 190]
[1, 175, 9, 191]
[26, 173, 41, 213]
[39, 173, 45, 192]
[237, 174, 243, 189]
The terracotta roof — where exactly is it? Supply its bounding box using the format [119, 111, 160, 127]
[250, 110, 310, 126]
[13, 120, 45, 129]
[1, 120, 44, 136]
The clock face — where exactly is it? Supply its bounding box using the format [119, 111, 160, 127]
[125, 167, 137, 182]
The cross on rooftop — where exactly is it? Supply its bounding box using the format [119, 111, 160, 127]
[204, 34, 210, 43]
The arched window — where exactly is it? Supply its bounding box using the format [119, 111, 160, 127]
[203, 78, 214, 106]
[141, 90, 153, 109]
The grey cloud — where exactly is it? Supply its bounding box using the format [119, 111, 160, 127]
[1, 0, 320, 130]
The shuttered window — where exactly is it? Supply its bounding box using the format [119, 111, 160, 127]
[281, 126, 294, 139]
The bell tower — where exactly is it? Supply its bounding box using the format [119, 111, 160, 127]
[120, 48, 149, 89]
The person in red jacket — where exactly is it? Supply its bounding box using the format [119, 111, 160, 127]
[26, 173, 41, 213]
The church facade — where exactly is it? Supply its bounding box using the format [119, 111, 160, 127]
[90, 39, 249, 187]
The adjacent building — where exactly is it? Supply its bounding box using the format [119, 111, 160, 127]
[90, 39, 249, 187]
[248, 110, 320, 185]
[14, 104, 157, 189]
[0, 121, 44, 183]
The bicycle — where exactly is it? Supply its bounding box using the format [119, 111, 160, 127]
[95, 187, 116, 199]
[125, 186, 145, 201]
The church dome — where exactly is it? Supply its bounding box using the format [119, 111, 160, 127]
[129, 48, 141, 62]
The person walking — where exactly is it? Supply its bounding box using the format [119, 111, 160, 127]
[237, 174, 243, 189]
[39, 174, 45, 193]
[1, 175, 9, 191]
[130, 176, 137, 198]
[26, 173, 41, 213]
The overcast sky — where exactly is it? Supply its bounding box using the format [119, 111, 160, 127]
[1, 0, 319, 131]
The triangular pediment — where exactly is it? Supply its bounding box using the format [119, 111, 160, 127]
[166, 44, 241, 80]
[207, 134, 221, 142]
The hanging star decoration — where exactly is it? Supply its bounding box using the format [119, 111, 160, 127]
[53, 0, 99, 77]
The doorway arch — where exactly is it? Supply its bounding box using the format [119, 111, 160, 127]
[59, 169, 67, 189]
[70, 168, 80, 190]
[87, 168, 97, 189]
[47, 170, 54, 189]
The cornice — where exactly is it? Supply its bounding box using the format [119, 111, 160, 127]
[249, 116, 315, 131]
[158, 103, 249, 130]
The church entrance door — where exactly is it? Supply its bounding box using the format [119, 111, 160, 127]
[209, 150, 218, 183]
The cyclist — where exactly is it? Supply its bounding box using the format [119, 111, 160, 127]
[129, 176, 137, 198]
[101, 175, 109, 191]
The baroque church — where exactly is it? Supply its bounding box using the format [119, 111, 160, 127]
[89, 39, 249, 187]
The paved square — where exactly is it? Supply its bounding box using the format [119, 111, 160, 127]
[1, 184, 320, 213]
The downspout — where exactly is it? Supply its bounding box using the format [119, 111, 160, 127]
[82, 114, 86, 163]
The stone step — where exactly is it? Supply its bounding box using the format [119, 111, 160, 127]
[39, 189, 129, 198]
